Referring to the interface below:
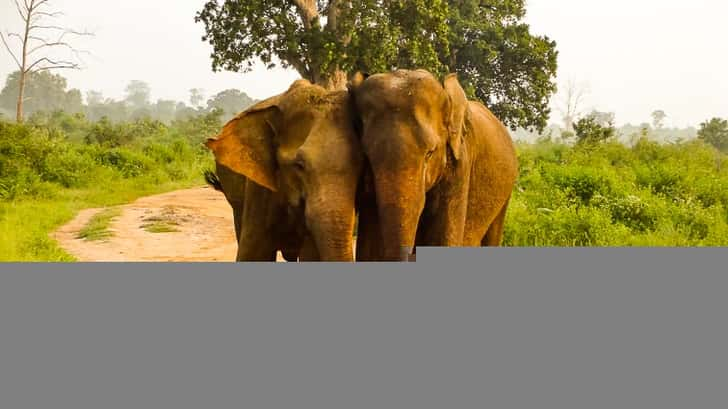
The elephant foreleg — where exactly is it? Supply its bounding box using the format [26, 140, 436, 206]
[481, 197, 510, 247]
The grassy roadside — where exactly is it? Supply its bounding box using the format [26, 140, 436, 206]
[1, 115, 217, 261]
[0, 178, 206, 261]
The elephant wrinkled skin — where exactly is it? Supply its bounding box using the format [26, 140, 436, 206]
[205, 79, 363, 261]
[349, 69, 519, 261]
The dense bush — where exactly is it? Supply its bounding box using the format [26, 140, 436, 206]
[0, 112, 215, 201]
[504, 138, 728, 246]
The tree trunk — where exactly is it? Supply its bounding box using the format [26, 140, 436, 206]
[16, 1, 31, 123]
[16, 72, 26, 123]
[320, 69, 348, 91]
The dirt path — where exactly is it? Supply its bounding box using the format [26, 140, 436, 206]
[52, 186, 285, 262]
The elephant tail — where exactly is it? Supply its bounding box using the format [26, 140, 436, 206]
[204, 170, 223, 192]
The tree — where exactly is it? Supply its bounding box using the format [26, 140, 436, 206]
[0, 0, 92, 122]
[189, 88, 205, 108]
[445, 1, 558, 131]
[124, 80, 151, 109]
[0, 70, 83, 115]
[557, 78, 589, 132]
[586, 110, 615, 128]
[65, 88, 82, 113]
[153, 99, 177, 124]
[651, 110, 666, 129]
[196, 1, 558, 130]
[573, 116, 615, 146]
[206, 89, 256, 119]
[697, 118, 728, 153]
[195, 0, 440, 90]
[174, 102, 197, 121]
[85, 90, 103, 106]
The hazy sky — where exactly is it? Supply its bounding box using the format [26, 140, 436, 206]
[1, 0, 726, 127]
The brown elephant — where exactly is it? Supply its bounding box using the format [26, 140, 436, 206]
[205, 79, 363, 261]
[349, 69, 519, 261]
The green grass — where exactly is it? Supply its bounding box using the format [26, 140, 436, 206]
[0, 178, 206, 261]
[142, 221, 180, 233]
[140, 206, 186, 233]
[76, 207, 122, 241]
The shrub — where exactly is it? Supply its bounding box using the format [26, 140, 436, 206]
[548, 165, 614, 204]
[591, 193, 658, 232]
[94, 148, 152, 178]
[634, 164, 685, 197]
[574, 116, 616, 145]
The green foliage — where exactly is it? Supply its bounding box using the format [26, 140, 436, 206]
[446, 0, 558, 131]
[0, 70, 84, 117]
[0, 114, 214, 260]
[207, 89, 256, 120]
[573, 116, 616, 145]
[84, 117, 167, 147]
[170, 107, 225, 144]
[195, 1, 557, 130]
[697, 118, 728, 152]
[504, 139, 728, 247]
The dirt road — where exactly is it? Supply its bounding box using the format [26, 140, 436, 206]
[52, 186, 277, 262]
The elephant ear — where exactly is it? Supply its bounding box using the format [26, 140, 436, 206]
[443, 73, 467, 161]
[205, 97, 282, 192]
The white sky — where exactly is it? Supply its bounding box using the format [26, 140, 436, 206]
[1, 0, 726, 127]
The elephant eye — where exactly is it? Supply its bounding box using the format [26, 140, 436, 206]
[294, 156, 306, 171]
[425, 148, 436, 159]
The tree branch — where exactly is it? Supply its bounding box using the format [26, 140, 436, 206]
[0, 32, 22, 69]
[27, 39, 74, 55]
[291, 0, 318, 29]
[14, 0, 28, 20]
[32, 0, 52, 10]
[327, 0, 340, 30]
[25, 56, 79, 72]
[28, 24, 66, 31]
[34, 10, 63, 18]
[7, 32, 24, 42]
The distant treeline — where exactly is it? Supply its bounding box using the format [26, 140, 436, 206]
[0, 70, 257, 124]
[512, 123, 699, 146]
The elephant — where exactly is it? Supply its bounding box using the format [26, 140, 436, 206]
[348, 69, 519, 261]
[204, 165, 304, 261]
[204, 79, 364, 261]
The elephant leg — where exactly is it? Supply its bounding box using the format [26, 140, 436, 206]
[298, 235, 320, 261]
[236, 181, 282, 261]
[418, 157, 472, 247]
[481, 197, 510, 247]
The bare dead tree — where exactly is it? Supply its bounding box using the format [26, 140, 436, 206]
[556, 77, 590, 132]
[0, 0, 93, 122]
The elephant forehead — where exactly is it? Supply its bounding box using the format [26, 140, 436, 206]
[360, 78, 444, 113]
[282, 86, 345, 110]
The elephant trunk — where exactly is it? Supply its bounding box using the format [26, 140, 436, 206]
[374, 177, 425, 262]
[306, 196, 356, 262]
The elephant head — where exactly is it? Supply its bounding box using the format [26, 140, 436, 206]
[349, 70, 470, 260]
[205, 79, 363, 261]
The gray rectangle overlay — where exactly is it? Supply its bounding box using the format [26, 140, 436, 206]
[1, 248, 727, 409]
